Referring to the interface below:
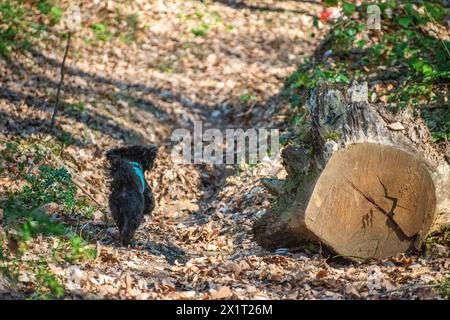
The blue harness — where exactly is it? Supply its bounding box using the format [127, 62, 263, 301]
[129, 161, 145, 193]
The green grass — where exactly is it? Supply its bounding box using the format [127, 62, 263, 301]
[191, 23, 209, 37]
[186, 5, 226, 37]
[90, 23, 113, 42]
[35, 264, 65, 299]
[240, 93, 258, 103]
[125, 13, 139, 31]
[63, 101, 86, 116]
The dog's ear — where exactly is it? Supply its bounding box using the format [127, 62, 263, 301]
[143, 145, 158, 171]
[106, 145, 158, 170]
[106, 148, 120, 162]
[106, 146, 141, 161]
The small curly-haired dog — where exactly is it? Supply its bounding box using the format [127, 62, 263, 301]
[106, 145, 158, 246]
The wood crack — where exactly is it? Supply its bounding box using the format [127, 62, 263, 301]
[344, 177, 412, 241]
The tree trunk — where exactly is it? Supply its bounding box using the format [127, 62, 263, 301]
[253, 81, 449, 260]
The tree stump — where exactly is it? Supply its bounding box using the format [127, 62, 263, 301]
[253, 82, 449, 260]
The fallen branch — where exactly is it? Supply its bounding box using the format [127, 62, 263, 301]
[44, 153, 107, 207]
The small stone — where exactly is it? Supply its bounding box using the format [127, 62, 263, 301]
[18, 272, 34, 283]
[211, 110, 221, 118]
[207, 54, 217, 65]
[39, 202, 63, 214]
[387, 122, 405, 131]
[382, 260, 395, 267]
[275, 248, 289, 256]
[254, 209, 266, 219]
[292, 253, 310, 261]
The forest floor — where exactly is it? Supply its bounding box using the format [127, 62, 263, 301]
[0, 0, 449, 299]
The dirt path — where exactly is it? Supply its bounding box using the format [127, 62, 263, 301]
[1, 1, 448, 299]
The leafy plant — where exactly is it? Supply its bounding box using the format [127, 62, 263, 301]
[240, 93, 258, 103]
[0, 152, 96, 299]
[0, 1, 25, 57]
[191, 23, 209, 37]
[64, 235, 97, 263]
[90, 23, 113, 42]
[36, 1, 61, 25]
[35, 263, 65, 299]
[285, 0, 449, 143]
[21, 166, 76, 210]
[439, 277, 450, 299]
[19, 210, 66, 242]
[3, 165, 77, 241]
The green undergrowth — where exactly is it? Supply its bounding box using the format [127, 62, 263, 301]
[0, 0, 149, 58]
[0, 0, 63, 58]
[285, 0, 449, 143]
[439, 276, 450, 299]
[0, 137, 98, 299]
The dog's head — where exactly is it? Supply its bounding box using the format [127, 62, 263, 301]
[106, 145, 158, 171]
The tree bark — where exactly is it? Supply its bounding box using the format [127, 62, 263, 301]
[253, 81, 449, 260]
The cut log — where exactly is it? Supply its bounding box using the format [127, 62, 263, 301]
[254, 81, 449, 260]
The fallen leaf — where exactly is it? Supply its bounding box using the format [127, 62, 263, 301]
[224, 262, 242, 276]
[7, 235, 19, 255]
[345, 284, 360, 297]
[387, 122, 405, 131]
[92, 210, 105, 224]
[38, 202, 62, 214]
[383, 278, 398, 291]
[178, 291, 196, 299]
[253, 292, 269, 300]
[316, 269, 328, 279]
[210, 286, 232, 299]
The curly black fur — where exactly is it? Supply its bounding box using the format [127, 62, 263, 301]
[106, 145, 158, 246]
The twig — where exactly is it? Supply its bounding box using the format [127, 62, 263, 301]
[79, 222, 89, 237]
[44, 154, 107, 207]
[72, 179, 104, 207]
[50, 32, 72, 129]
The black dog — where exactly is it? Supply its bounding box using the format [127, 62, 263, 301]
[106, 145, 158, 246]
